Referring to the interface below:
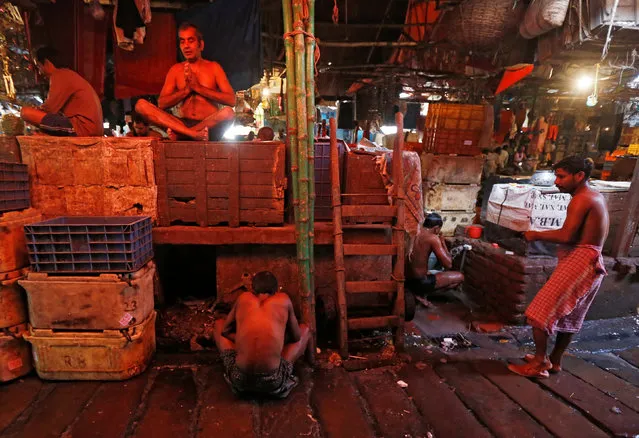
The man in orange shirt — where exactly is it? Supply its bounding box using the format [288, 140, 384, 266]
[21, 47, 103, 137]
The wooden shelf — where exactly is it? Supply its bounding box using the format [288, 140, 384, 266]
[153, 222, 335, 246]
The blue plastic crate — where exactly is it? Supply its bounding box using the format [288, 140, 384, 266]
[24, 216, 153, 273]
[0, 161, 29, 213]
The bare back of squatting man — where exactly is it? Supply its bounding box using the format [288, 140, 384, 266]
[213, 271, 311, 399]
[135, 22, 235, 141]
[508, 156, 609, 379]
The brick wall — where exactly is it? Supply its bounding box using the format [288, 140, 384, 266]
[460, 239, 629, 325]
[461, 239, 557, 325]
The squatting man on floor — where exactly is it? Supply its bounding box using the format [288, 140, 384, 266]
[214, 271, 311, 398]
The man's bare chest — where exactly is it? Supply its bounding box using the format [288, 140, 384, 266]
[176, 65, 217, 90]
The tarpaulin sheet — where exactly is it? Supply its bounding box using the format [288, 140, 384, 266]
[176, 0, 262, 91]
[114, 12, 176, 99]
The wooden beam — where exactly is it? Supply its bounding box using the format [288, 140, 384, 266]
[153, 223, 334, 246]
[315, 22, 430, 29]
[348, 316, 400, 330]
[319, 41, 421, 48]
[612, 157, 639, 258]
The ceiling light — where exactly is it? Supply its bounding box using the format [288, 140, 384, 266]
[576, 75, 593, 91]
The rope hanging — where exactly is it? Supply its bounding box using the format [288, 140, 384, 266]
[282, 0, 321, 78]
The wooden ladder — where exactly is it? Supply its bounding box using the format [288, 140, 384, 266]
[329, 114, 406, 358]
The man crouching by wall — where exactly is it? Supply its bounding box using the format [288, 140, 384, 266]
[213, 271, 311, 398]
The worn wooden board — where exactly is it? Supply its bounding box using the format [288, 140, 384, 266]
[562, 355, 639, 413]
[311, 368, 375, 438]
[539, 368, 639, 436]
[343, 151, 387, 205]
[354, 367, 430, 438]
[0, 377, 42, 433]
[421, 153, 485, 185]
[436, 362, 551, 438]
[3, 381, 100, 438]
[157, 141, 286, 227]
[475, 360, 608, 438]
[68, 375, 149, 438]
[133, 369, 197, 438]
[196, 365, 256, 437]
[578, 351, 639, 387]
[423, 182, 479, 212]
[398, 363, 492, 438]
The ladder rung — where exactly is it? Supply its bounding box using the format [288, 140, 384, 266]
[345, 281, 397, 294]
[348, 315, 400, 331]
[343, 244, 397, 256]
[341, 205, 397, 218]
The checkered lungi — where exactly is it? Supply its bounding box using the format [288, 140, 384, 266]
[526, 245, 607, 334]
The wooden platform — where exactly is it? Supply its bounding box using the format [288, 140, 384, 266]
[153, 222, 335, 245]
[3, 334, 639, 437]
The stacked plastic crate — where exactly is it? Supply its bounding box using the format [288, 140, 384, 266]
[422, 154, 485, 236]
[20, 216, 157, 380]
[0, 161, 39, 382]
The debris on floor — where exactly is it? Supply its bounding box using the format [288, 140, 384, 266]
[433, 333, 474, 352]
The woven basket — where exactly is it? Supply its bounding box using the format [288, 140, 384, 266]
[440, 0, 527, 51]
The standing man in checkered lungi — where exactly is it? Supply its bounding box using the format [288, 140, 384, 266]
[508, 156, 609, 379]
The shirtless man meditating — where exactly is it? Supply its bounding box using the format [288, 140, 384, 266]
[509, 156, 609, 378]
[135, 22, 235, 141]
[406, 212, 464, 298]
[214, 271, 311, 398]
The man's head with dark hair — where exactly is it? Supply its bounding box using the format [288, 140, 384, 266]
[132, 112, 147, 124]
[552, 155, 594, 194]
[423, 212, 444, 234]
[178, 22, 203, 41]
[494, 147, 502, 153]
[252, 271, 279, 296]
[131, 112, 150, 136]
[178, 22, 204, 62]
[35, 46, 59, 77]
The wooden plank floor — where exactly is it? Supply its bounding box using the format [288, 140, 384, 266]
[2, 342, 639, 437]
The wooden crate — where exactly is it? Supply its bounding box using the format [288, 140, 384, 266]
[423, 104, 487, 156]
[424, 183, 479, 212]
[590, 0, 639, 30]
[421, 153, 485, 185]
[18, 137, 157, 220]
[0, 136, 21, 163]
[155, 141, 286, 227]
[342, 150, 389, 223]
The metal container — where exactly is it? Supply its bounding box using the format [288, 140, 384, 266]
[530, 169, 556, 186]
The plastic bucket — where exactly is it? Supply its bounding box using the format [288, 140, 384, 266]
[466, 225, 483, 239]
